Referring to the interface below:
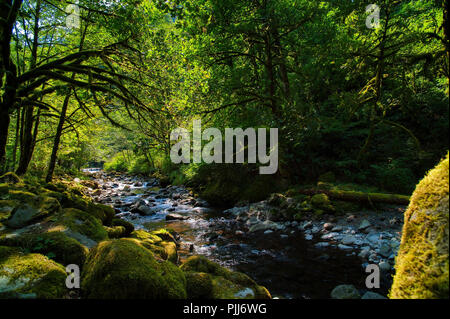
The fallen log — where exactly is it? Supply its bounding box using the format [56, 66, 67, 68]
[298, 188, 410, 205]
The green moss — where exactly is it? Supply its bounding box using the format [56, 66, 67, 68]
[81, 239, 187, 299]
[130, 229, 163, 244]
[0, 246, 67, 299]
[105, 226, 126, 239]
[7, 190, 39, 204]
[88, 203, 115, 226]
[151, 228, 176, 243]
[0, 172, 21, 184]
[58, 208, 108, 243]
[0, 231, 88, 266]
[180, 256, 271, 299]
[390, 153, 449, 299]
[5, 195, 61, 229]
[159, 241, 178, 263]
[311, 193, 335, 212]
[181, 256, 229, 277]
[111, 218, 134, 236]
[0, 200, 17, 220]
[185, 272, 214, 299]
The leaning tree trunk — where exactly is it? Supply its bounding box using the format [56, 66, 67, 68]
[46, 94, 71, 183]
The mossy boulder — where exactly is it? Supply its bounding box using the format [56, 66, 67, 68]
[0, 200, 17, 220]
[0, 231, 88, 267]
[87, 203, 115, 226]
[180, 256, 271, 299]
[311, 193, 335, 213]
[111, 218, 134, 236]
[105, 226, 127, 239]
[130, 229, 163, 244]
[56, 208, 108, 248]
[185, 272, 214, 299]
[0, 246, 67, 299]
[81, 239, 187, 299]
[390, 153, 449, 299]
[159, 241, 178, 263]
[5, 195, 61, 229]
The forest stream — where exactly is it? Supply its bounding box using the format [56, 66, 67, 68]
[87, 170, 400, 299]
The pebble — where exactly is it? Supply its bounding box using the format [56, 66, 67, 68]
[379, 261, 391, 272]
[361, 291, 387, 299]
[315, 242, 330, 248]
[341, 235, 355, 245]
[358, 219, 371, 230]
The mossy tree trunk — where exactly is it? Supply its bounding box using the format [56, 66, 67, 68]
[297, 188, 411, 205]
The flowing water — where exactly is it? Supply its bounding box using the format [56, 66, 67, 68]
[92, 173, 373, 299]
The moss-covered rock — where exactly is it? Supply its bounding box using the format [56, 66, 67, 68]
[5, 195, 61, 229]
[81, 239, 187, 299]
[0, 231, 88, 266]
[0, 246, 67, 299]
[111, 218, 134, 236]
[87, 203, 115, 226]
[185, 272, 214, 299]
[56, 208, 108, 248]
[130, 229, 163, 244]
[180, 256, 271, 299]
[390, 153, 449, 299]
[105, 226, 126, 239]
[0, 200, 17, 221]
[311, 193, 335, 213]
[159, 241, 178, 264]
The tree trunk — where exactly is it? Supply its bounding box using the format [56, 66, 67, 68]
[46, 94, 71, 183]
[15, 106, 35, 175]
[0, 108, 10, 173]
[297, 188, 410, 206]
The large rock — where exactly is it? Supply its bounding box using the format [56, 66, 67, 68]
[0, 246, 67, 299]
[81, 239, 187, 299]
[56, 208, 108, 248]
[0, 231, 88, 267]
[5, 194, 61, 229]
[181, 256, 271, 299]
[390, 153, 449, 299]
[330, 284, 361, 299]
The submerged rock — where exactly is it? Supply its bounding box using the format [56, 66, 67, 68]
[330, 284, 360, 299]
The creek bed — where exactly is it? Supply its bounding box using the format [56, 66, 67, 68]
[89, 172, 392, 299]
